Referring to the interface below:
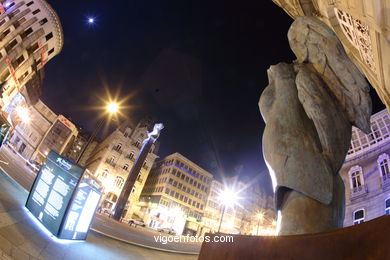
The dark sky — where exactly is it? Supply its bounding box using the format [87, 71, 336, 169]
[42, 1, 385, 195]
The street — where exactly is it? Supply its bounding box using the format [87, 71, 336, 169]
[0, 145, 201, 254]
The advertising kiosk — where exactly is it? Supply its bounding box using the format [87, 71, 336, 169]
[25, 151, 103, 240]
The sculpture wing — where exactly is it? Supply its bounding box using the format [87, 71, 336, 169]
[288, 16, 372, 133]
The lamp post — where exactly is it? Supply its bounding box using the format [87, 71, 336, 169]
[217, 188, 239, 233]
[256, 213, 264, 236]
[76, 102, 118, 164]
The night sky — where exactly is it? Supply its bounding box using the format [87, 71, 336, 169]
[42, 1, 385, 195]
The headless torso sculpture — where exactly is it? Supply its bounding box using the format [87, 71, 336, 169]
[259, 17, 372, 235]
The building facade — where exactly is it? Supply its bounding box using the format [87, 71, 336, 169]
[272, 0, 390, 111]
[139, 152, 213, 236]
[8, 98, 77, 163]
[0, 0, 63, 110]
[340, 109, 390, 226]
[84, 119, 158, 220]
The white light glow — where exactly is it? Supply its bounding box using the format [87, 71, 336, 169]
[16, 106, 30, 124]
[24, 207, 84, 244]
[218, 188, 239, 207]
[87, 17, 95, 24]
[106, 102, 118, 114]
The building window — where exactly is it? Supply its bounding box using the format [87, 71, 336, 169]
[353, 209, 365, 225]
[39, 18, 48, 25]
[32, 9, 40, 15]
[378, 154, 390, 181]
[99, 169, 109, 179]
[113, 143, 122, 151]
[165, 188, 170, 194]
[123, 164, 129, 171]
[349, 166, 364, 193]
[386, 199, 390, 215]
[27, 1, 34, 7]
[21, 27, 33, 39]
[114, 176, 124, 188]
[128, 152, 134, 160]
[48, 48, 54, 55]
[135, 140, 140, 148]
[334, 8, 376, 73]
[45, 32, 53, 41]
[5, 39, 18, 53]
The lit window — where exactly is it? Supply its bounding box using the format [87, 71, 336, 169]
[353, 209, 365, 225]
[378, 154, 390, 181]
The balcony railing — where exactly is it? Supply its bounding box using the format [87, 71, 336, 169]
[351, 184, 368, 199]
[381, 174, 390, 189]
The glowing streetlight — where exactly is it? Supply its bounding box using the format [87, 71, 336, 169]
[107, 102, 119, 114]
[217, 188, 239, 233]
[16, 106, 30, 124]
[76, 99, 120, 164]
[256, 212, 264, 235]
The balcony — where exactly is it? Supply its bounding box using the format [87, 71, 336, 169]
[350, 184, 368, 200]
[381, 175, 390, 190]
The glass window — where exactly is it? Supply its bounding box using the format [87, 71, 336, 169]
[378, 154, 390, 181]
[349, 166, 364, 193]
[123, 164, 129, 171]
[386, 199, 390, 215]
[353, 209, 364, 225]
[115, 176, 124, 188]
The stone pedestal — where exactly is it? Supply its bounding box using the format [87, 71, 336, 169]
[198, 215, 390, 260]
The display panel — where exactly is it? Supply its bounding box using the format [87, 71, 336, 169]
[59, 178, 102, 240]
[26, 151, 83, 236]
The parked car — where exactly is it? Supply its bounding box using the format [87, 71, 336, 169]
[128, 219, 146, 227]
[100, 207, 113, 215]
[157, 227, 176, 235]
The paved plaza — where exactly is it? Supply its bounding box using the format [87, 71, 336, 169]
[0, 146, 198, 260]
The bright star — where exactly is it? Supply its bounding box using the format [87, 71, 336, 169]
[88, 17, 95, 24]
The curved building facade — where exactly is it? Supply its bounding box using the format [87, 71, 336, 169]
[339, 109, 390, 226]
[0, 0, 63, 109]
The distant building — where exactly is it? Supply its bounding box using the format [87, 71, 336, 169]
[139, 152, 213, 236]
[202, 178, 276, 235]
[84, 119, 159, 220]
[8, 98, 77, 163]
[339, 109, 390, 226]
[0, 0, 63, 110]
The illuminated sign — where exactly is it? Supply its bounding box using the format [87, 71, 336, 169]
[26, 151, 102, 240]
[59, 176, 102, 240]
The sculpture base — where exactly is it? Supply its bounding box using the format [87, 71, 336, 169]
[199, 216, 390, 260]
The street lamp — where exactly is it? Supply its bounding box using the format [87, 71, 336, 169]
[217, 188, 239, 233]
[76, 101, 119, 164]
[256, 212, 264, 235]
